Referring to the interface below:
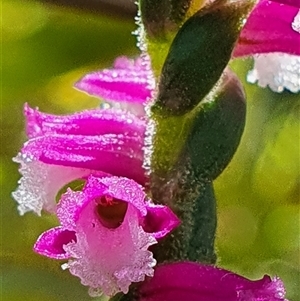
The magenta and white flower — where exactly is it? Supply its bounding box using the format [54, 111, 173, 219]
[15, 56, 180, 297]
[12, 9, 300, 213]
[234, 0, 300, 57]
[234, 0, 300, 92]
[12, 1, 300, 215]
[12, 57, 153, 216]
[34, 174, 179, 297]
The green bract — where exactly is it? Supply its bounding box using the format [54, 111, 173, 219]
[150, 69, 246, 264]
[152, 0, 254, 115]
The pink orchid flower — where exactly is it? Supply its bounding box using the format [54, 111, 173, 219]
[139, 262, 288, 301]
[75, 55, 155, 116]
[12, 57, 153, 215]
[15, 57, 180, 297]
[33, 174, 179, 297]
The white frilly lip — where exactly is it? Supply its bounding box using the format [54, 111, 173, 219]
[33, 175, 179, 297]
[63, 200, 157, 297]
[247, 53, 300, 93]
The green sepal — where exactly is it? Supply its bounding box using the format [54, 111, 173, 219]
[149, 68, 246, 179]
[149, 69, 246, 264]
[148, 112, 195, 179]
[151, 179, 217, 264]
[185, 68, 246, 180]
[152, 0, 254, 115]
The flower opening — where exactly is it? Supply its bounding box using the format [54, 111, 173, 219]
[34, 175, 179, 297]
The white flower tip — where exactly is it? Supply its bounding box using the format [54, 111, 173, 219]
[13, 151, 92, 216]
[247, 53, 300, 93]
[270, 276, 287, 300]
[61, 263, 69, 271]
[12, 190, 43, 216]
[64, 204, 157, 297]
[12, 154, 56, 216]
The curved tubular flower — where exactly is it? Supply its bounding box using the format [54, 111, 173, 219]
[13, 97, 147, 215]
[34, 175, 180, 297]
[12, 56, 157, 215]
[23, 103, 145, 139]
[234, 0, 300, 93]
[139, 262, 288, 301]
[21, 120, 145, 182]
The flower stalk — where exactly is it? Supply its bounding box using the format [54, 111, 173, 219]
[150, 69, 246, 265]
[144, 0, 250, 267]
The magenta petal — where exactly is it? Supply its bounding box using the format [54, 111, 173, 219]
[34, 227, 76, 259]
[234, 0, 300, 57]
[24, 104, 145, 139]
[74, 56, 154, 104]
[271, 0, 300, 7]
[140, 262, 288, 301]
[21, 133, 147, 185]
[143, 203, 180, 239]
[84, 175, 148, 216]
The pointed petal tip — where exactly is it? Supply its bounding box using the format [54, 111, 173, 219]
[34, 227, 76, 259]
[144, 203, 180, 239]
[74, 70, 152, 104]
[139, 262, 288, 301]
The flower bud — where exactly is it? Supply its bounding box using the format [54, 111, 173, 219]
[152, 0, 254, 115]
[185, 68, 246, 180]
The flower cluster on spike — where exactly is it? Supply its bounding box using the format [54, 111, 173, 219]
[12, 0, 299, 299]
[13, 57, 180, 297]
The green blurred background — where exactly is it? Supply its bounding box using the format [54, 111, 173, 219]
[1, 0, 299, 300]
